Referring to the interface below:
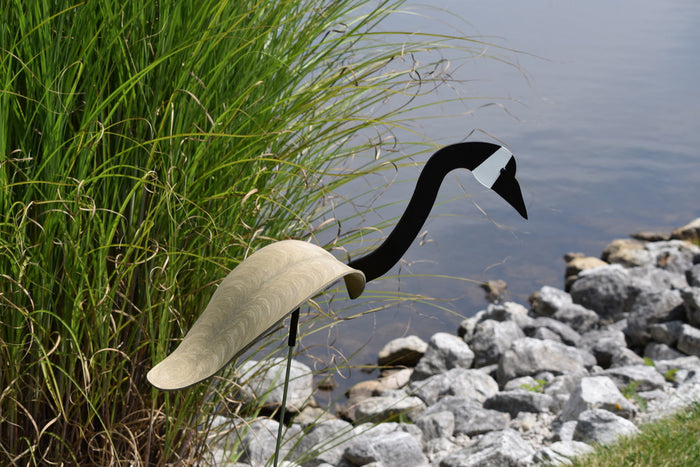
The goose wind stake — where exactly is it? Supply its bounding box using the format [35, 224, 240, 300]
[147, 142, 527, 465]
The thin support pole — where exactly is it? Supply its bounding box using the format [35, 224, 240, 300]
[273, 308, 300, 467]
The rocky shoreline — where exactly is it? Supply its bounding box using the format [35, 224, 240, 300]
[213, 218, 700, 467]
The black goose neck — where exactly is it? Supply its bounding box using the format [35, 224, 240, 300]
[347, 142, 502, 283]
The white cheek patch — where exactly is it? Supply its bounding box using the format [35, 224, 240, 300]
[472, 146, 512, 188]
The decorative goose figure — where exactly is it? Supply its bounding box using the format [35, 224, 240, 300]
[347, 142, 527, 282]
[147, 142, 527, 391]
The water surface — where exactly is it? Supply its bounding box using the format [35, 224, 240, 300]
[301, 0, 700, 404]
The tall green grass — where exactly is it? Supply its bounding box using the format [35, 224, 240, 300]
[1, 0, 513, 464]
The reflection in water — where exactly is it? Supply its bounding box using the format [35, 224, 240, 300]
[301, 0, 700, 405]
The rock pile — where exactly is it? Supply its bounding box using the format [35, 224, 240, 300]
[214, 218, 700, 466]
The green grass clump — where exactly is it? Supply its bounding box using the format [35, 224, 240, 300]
[665, 368, 680, 382]
[620, 380, 647, 412]
[0, 0, 511, 464]
[521, 379, 547, 393]
[570, 403, 700, 467]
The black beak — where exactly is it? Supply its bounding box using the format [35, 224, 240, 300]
[490, 156, 528, 219]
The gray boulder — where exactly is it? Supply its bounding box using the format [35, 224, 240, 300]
[625, 289, 685, 347]
[644, 342, 685, 361]
[682, 287, 700, 328]
[609, 346, 647, 368]
[424, 438, 460, 466]
[553, 419, 579, 443]
[599, 364, 667, 392]
[529, 286, 573, 317]
[602, 238, 652, 267]
[629, 265, 689, 291]
[291, 419, 354, 466]
[648, 320, 684, 346]
[457, 311, 485, 340]
[503, 376, 542, 392]
[678, 324, 700, 357]
[543, 370, 589, 413]
[573, 409, 640, 445]
[415, 410, 455, 440]
[524, 317, 582, 347]
[564, 255, 608, 289]
[351, 395, 426, 424]
[534, 440, 594, 466]
[377, 335, 427, 367]
[580, 328, 628, 368]
[646, 240, 700, 274]
[239, 418, 302, 466]
[552, 305, 599, 334]
[497, 337, 595, 386]
[337, 380, 381, 422]
[237, 358, 313, 413]
[409, 367, 499, 406]
[421, 396, 509, 436]
[376, 368, 412, 393]
[532, 326, 563, 343]
[581, 327, 627, 348]
[439, 429, 535, 467]
[590, 339, 625, 368]
[337, 368, 412, 421]
[342, 431, 427, 467]
[687, 264, 700, 287]
[543, 371, 588, 398]
[483, 389, 555, 417]
[479, 301, 533, 329]
[653, 356, 700, 378]
[412, 332, 474, 380]
[569, 264, 646, 321]
[558, 376, 637, 422]
[468, 319, 525, 367]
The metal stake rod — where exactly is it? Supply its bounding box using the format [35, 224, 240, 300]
[273, 308, 300, 467]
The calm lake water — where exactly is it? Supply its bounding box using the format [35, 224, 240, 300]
[298, 0, 700, 405]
